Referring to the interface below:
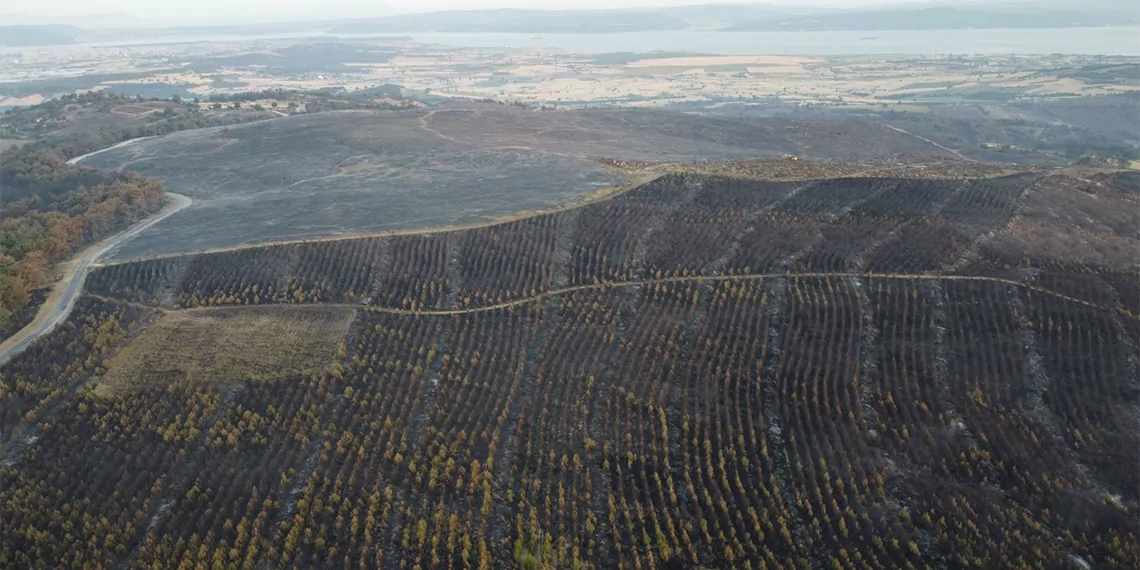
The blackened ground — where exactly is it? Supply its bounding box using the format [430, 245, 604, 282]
[80, 104, 956, 260]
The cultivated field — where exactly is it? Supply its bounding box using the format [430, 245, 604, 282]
[76, 104, 957, 260]
[5, 35, 1137, 110]
[3, 169, 1136, 569]
[381, 52, 1140, 108]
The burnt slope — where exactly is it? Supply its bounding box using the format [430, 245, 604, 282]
[76, 105, 954, 260]
[7, 171, 1139, 568]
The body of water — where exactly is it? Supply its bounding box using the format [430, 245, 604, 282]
[404, 27, 1140, 56]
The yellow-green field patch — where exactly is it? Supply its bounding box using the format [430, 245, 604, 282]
[97, 305, 354, 395]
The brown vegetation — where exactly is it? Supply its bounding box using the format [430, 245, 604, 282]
[991, 173, 1140, 266]
[97, 305, 354, 395]
[609, 155, 1027, 182]
[0, 165, 165, 326]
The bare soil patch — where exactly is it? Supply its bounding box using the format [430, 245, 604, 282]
[97, 304, 354, 395]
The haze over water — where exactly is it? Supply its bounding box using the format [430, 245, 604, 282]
[406, 27, 1140, 56]
[20, 26, 1140, 56]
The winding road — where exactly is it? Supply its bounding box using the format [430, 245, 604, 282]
[0, 190, 191, 367]
[64, 136, 155, 166]
[146, 269, 1126, 322]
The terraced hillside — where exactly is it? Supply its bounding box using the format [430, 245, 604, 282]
[1, 170, 1137, 570]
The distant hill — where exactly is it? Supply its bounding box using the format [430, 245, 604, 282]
[0, 12, 142, 29]
[327, 1, 1140, 34]
[185, 43, 399, 74]
[0, 25, 83, 46]
[724, 5, 1140, 31]
[328, 9, 690, 34]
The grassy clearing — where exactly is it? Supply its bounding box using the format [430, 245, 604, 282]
[111, 103, 166, 116]
[97, 305, 354, 396]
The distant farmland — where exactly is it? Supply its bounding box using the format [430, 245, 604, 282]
[2, 171, 1137, 569]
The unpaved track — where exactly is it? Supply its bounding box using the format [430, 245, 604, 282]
[66, 136, 156, 166]
[883, 125, 976, 163]
[351, 271, 1121, 316]
[0, 193, 192, 367]
[172, 270, 1128, 320]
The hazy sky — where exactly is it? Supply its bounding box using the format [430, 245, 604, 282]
[2, 0, 958, 24]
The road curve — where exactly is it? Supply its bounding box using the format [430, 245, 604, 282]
[66, 136, 156, 166]
[0, 192, 192, 367]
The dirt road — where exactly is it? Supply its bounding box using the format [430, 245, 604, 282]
[66, 136, 155, 166]
[883, 125, 976, 163]
[0, 192, 192, 367]
[344, 271, 1120, 317]
[160, 269, 1125, 321]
